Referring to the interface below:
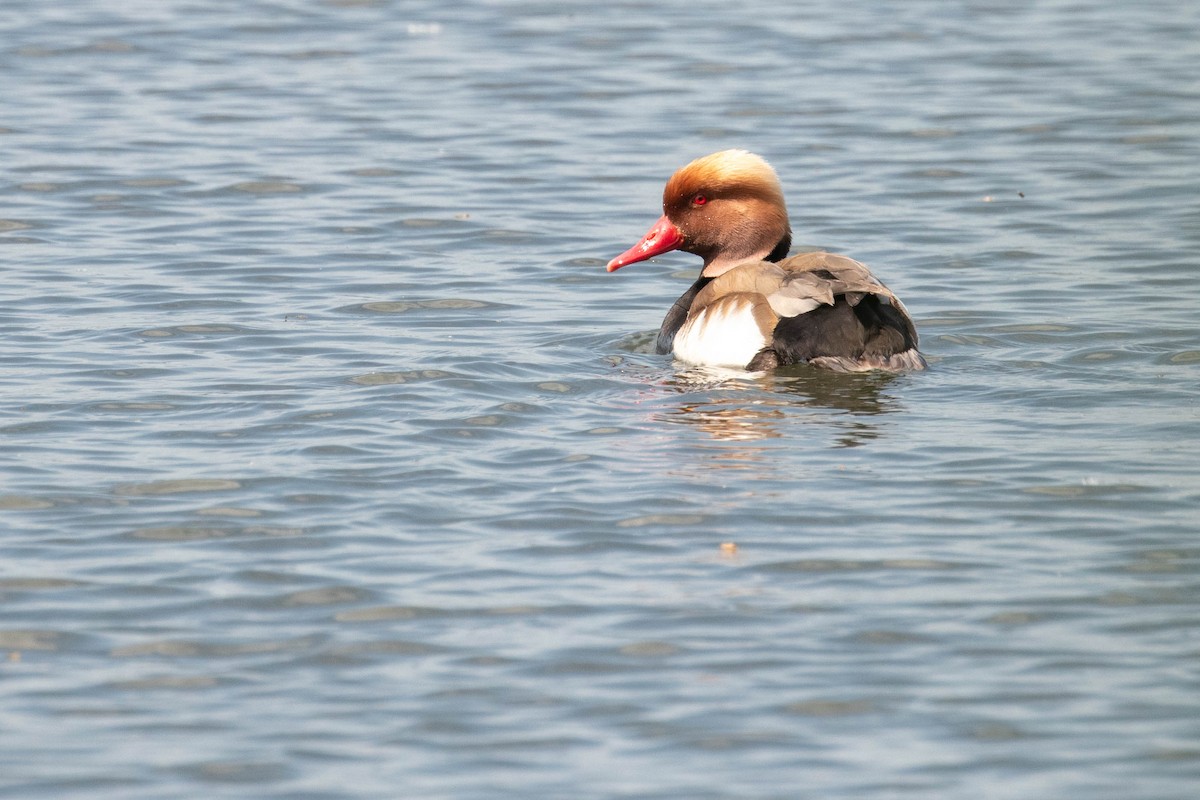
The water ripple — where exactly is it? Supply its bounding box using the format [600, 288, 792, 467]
[1, 1, 1198, 798]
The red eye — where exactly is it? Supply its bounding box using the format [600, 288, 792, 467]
[692, 194, 708, 206]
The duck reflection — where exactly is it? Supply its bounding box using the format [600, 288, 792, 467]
[661, 365, 902, 449]
[666, 400, 786, 443]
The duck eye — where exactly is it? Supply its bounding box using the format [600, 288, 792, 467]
[692, 194, 708, 206]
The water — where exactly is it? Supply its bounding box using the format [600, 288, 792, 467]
[2, 1, 1199, 797]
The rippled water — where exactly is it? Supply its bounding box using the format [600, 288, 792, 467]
[3, 1, 1199, 797]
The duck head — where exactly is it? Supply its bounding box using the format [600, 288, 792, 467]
[606, 149, 792, 278]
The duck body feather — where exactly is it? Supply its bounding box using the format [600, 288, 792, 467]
[658, 251, 925, 372]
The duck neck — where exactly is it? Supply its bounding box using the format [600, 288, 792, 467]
[700, 231, 792, 277]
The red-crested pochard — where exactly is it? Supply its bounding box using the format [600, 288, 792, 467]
[607, 150, 925, 372]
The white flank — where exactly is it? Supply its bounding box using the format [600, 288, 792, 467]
[672, 301, 768, 369]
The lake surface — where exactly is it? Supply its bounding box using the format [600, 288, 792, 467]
[2, 1, 1199, 797]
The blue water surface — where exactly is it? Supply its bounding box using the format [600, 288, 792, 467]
[2, 1, 1198, 797]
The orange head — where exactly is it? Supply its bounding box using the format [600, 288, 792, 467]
[607, 150, 792, 277]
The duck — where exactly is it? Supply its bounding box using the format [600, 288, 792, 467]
[606, 149, 925, 372]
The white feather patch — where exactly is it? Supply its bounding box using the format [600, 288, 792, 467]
[672, 300, 769, 368]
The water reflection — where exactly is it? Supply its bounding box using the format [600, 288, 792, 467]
[666, 400, 786, 442]
[661, 365, 903, 449]
[771, 367, 902, 415]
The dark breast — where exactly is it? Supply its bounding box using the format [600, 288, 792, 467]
[656, 275, 712, 355]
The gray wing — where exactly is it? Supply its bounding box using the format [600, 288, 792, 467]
[767, 252, 916, 340]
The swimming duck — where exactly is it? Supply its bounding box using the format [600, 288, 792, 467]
[607, 150, 925, 372]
